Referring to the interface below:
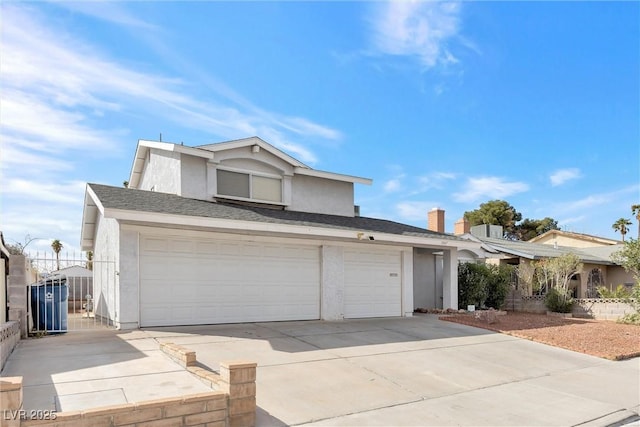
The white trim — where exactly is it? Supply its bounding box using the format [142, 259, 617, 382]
[104, 207, 479, 251]
[294, 167, 372, 185]
[198, 137, 308, 168]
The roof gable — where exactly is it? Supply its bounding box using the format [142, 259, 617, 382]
[529, 230, 620, 246]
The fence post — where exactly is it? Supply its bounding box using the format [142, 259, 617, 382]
[0, 376, 23, 427]
[220, 361, 257, 427]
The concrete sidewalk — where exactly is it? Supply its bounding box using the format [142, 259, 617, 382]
[2, 315, 639, 426]
[0, 329, 212, 412]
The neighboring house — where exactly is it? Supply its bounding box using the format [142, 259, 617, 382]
[529, 229, 621, 248]
[50, 265, 93, 305]
[457, 225, 633, 298]
[81, 137, 482, 329]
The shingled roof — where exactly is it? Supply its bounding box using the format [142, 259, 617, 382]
[478, 236, 617, 265]
[88, 183, 463, 241]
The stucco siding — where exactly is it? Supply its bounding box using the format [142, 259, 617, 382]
[321, 245, 345, 320]
[536, 234, 613, 248]
[93, 214, 119, 325]
[139, 149, 181, 194]
[606, 265, 636, 288]
[180, 154, 207, 200]
[291, 174, 354, 216]
[118, 228, 140, 329]
[214, 146, 295, 175]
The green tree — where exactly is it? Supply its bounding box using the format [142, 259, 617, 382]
[611, 238, 640, 283]
[464, 200, 522, 236]
[51, 239, 63, 270]
[536, 253, 582, 312]
[632, 204, 640, 239]
[612, 218, 632, 242]
[513, 217, 560, 241]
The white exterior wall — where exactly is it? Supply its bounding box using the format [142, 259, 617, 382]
[139, 149, 181, 194]
[180, 154, 207, 200]
[93, 213, 119, 325]
[321, 245, 344, 320]
[401, 249, 414, 317]
[291, 175, 354, 217]
[118, 228, 140, 329]
[442, 248, 458, 309]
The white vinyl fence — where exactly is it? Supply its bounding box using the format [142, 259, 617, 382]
[26, 252, 116, 332]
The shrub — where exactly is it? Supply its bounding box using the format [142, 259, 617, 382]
[596, 284, 631, 299]
[458, 263, 487, 309]
[544, 287, 574, 313]
[458, 263, 513, 310]
[618, 283, 640, 325]
[485, 264, 513, 309]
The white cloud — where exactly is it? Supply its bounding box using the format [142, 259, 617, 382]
[453, 176, 530, 203]
[370, 1, 462, 69]
[1, 179, 87, 205]
[1, 4, 340, 169]
[550, 168, 582, 186]
[384, 179, 403, 193]
[412, 172, 456, 194]
[396, 201, 439, 221]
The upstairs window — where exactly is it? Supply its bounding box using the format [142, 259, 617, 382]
[217, 169, 282, 203]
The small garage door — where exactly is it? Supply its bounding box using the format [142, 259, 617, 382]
[344, 247, 402, 318]
[139, 235, 320, 327]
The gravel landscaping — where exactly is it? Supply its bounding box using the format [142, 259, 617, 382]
[440, 311, 640, 360]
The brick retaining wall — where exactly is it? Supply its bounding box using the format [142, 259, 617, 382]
[1, 344, 257, 427]
[508, 294, 636, 320]
[1, 321, 20, 372]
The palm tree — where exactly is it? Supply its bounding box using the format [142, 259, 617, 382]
[51, 239, 63, 270]
[632, 204, 640, 239]
[612, 218, 632, 242]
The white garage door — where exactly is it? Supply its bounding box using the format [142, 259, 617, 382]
[344, 247, 402, 318]
[139, 235, 320, 327]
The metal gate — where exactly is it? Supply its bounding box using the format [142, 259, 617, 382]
[26, 253, 116, 332]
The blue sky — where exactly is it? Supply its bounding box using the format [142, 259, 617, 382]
[1, 1, 639, 255]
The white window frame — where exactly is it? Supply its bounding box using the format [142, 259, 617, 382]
[215, 166, 285, 205]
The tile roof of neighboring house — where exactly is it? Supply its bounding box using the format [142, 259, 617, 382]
[477, 236, 616, 265]
[88, 183, 463, 241]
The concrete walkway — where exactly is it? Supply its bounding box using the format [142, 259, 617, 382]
[2, 315, 639, 426]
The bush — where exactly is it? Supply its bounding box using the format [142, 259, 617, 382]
[618, 283, 640, 325]
[596, 284, 631, 299]
[458, 263, 513, 310]
[544, 287, 574, 313]
[458, 263, 487, 309]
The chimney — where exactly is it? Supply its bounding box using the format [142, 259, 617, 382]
[427, 207, 445, 233]
[454, 217, 470, 235]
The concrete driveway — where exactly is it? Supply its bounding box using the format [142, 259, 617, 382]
[3, 315, 639, 426]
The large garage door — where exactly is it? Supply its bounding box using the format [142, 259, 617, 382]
[344, 247, 402, 318]
[139, 235, 320, 327]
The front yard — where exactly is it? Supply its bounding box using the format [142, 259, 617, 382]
[440, 312, 640, 360]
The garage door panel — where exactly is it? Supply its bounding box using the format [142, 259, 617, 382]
[344, 248, 402, 319]
[140, 236, 320, 326]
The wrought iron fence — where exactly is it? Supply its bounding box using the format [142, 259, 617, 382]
[25, 252, 116, 332]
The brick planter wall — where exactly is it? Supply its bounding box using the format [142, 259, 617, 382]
[1, 346, 258, 427]
[1, 321, 20, 372]
[514, 296, 636, 321]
